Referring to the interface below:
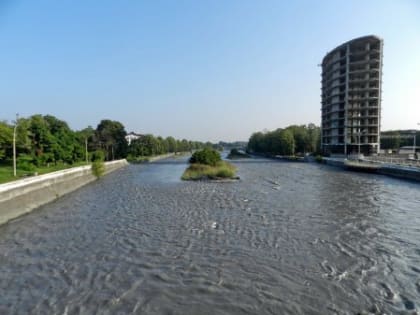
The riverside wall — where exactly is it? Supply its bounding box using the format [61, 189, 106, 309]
[378, 165, 420, 182]
[0, 159, 128, 225]
[322, 157, 420, 182]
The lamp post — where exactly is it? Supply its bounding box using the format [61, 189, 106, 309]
[414, 123, 420, 157]
[358, 129, 366, 158]
[13, 113, 19, 177]
[85, 137, 89, 164]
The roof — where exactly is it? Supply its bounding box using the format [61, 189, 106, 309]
[322, 35, 383, 65]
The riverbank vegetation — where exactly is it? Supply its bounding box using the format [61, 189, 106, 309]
[126, 135, 212, 162]
[380, 130, 420, 151]
[0, 114, 213, 183]
[247, 124, 321, 156]
[227, 148, 250, 159]
[182, 148, 238, 180]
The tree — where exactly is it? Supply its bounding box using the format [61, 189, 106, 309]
[307, 123, 321, 153]
[278, 129, 295, 155]
[44, 115, 82, 164]
[75, 126, 96, 162]
[247, 132, 265, 153]
[95, 120, 128, 160]
[166, 136, 177, 153]
[286, 125, 308, 154]
[380, 131, 400, 150]
[27, 115, 55, 165]
[0, 121, 13, 161]
[189, 148, 221, 166]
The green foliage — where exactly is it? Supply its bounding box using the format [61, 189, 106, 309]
[95, 119, 128, 160]
[91, 160, 105, 178]
[380, 131, 401, 150]
[90, 150, 105, 162]
[166, 136, 177, 153]
[17, 154, 36, 172]
[128, 134, 161, 156]
[126, 155, 150, 163]
[247, 124, 321, 156]
[127, 134, 209, 160]
[189, 148, 221, 166]
[0, 121, 13, 160]
[182, 161, 237, 180]
[227, 148, 250, 159]
[0, 114, 133, 182]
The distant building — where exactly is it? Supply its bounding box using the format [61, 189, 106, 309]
[321, 35, 383, 155]
[125, 132, 143, 145]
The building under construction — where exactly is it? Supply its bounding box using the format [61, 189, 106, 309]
[321, 35, 383, 155]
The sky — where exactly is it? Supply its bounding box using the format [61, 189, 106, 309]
[1, 0, 420, 142]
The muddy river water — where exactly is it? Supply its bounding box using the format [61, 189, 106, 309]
[0, 156, 419, 314]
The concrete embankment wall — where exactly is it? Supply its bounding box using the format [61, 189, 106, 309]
[378, 165, 420, 182]
[322, 157, 420, 182]
[322, 158, 345, 168]
[0, 159, 128, 225]
[148, 153, 178, 162]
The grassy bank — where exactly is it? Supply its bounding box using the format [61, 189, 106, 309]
[0, 162, 88, 184]
[181, 161, 238, 180]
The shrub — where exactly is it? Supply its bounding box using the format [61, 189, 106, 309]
[17, 154, 36, 172]
[91, 160, 105, 178]
[181, 161, 237, 180]
[189, 148, 221, 166]
[90, 150, 105, 162]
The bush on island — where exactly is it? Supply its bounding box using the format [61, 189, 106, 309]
[182, 148, 238, 180]
[189, 148, 221, 166]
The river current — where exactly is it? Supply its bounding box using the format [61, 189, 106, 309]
[0, 156, 419, 314]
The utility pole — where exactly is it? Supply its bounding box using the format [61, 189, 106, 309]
[13, 113, 19, 177]
[415, 123, 420, 157]
[85, 137, 89, 164]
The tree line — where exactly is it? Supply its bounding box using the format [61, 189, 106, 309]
[380, 130, 419, 150]
[0, 114, 210, 172]
[247, 124, 321, 156]
[127, 135, 212, 158]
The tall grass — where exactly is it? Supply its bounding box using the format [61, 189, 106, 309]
[181, 161, 237, 180]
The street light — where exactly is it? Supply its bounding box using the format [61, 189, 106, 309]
[358, 129, 366, 158]
[85, 137, 89, 164]
[13, 113, 19, 177]
[414, 123, 420, 157]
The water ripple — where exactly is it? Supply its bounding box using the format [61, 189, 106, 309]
[0, 157, 419, 314]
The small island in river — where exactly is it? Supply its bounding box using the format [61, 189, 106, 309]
[181, 148, 239, 181]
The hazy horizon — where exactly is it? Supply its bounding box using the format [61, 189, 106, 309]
[1, 1, 419, 142]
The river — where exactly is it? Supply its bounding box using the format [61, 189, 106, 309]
[0, 156, 419, 314]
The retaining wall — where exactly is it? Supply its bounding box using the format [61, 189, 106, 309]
[322, 158, 420, 182]
[0, 159, 128, 225]
[378, 165, 420, 182]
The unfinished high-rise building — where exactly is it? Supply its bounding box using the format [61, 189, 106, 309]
[321, 35, 383, 155]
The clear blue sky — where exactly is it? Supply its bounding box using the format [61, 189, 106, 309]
[1, 0, 419, 142]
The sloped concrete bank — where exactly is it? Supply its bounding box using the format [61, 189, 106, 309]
[0, 159, 128, 225]
[322, 157, 420, 182]
[378, 165, 420, 182]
